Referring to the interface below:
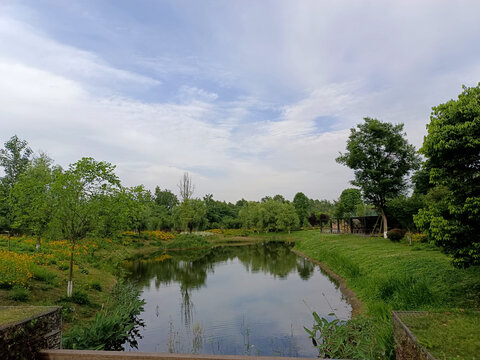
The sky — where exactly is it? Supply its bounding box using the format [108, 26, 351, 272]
[1, 0, 480, 202]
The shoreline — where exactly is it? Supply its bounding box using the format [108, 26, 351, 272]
[291, 248, 364, 317]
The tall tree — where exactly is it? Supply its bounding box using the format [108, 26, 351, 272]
[293, 192, 311, 227]
[0, 135, 33, 189]
[336, 118, 420, 238]
[11, 153, 58, 249]
[51, 157, 120, 296]
[415, 84, 480, 267]
[0, 135, 33, 238]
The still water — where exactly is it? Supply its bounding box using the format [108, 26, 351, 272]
[123, 242, 351, 357]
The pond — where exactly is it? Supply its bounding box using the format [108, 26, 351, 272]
[123, 242, 351, 357]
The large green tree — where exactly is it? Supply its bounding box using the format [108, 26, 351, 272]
[0, 135, 33, 189]
[415, 84, 480, 267]
[11, 154, 58, 250]
[0, 135, 33, 236]
[336, 118, 420, 238]
[293, 192, 311, 227]
[51, 157, 121, 296]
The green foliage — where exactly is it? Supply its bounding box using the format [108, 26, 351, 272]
[386, 194, 424, 231]
[386, 228, 404, 242]
[63, 282, 145, 350]
[238, 200, 299, 233]
[377, 274, 434, 309]
[9, 286, 30, 301]
[154, 187, 178, 211]
[60, 291, 91, 305]
[334, 188, 363, 220]
[166, 234, 210, 249]
[336, 118, 420, 234]
[32, 266, 58, 285]
[305, 313, 389, 359]
[418, 84, 480, 267]
[0, 135, 33, 189]
[293, 192, 311, 226]
[10, 153, 58, 247]
[89, 280, 102, 292]
[173, 199, 207, 232]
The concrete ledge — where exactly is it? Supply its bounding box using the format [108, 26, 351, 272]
[39, 350, 322, 360]
[392, 311, 436, 360]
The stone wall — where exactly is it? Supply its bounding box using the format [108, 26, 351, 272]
[0, 306, 62, 360]
[392, 311, 436, 360]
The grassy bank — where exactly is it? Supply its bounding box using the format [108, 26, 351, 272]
[0, 230, 272, 329]
[292, 231, 480, 359]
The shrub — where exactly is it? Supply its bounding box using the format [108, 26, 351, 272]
[9, 287, 30, 302]
[60, 291, 90, 305]
[411, 233, 428, 243]
[387, 228, 404, 242]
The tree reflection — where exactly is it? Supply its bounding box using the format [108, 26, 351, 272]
[123, 242, 316, 327]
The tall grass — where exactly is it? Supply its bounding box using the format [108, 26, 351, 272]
[294, 232, 480, 359]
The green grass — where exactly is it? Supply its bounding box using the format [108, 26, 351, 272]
[292, 232, 480, 359]
[0, 306, 56, 326]
[399, 311, 480, 360]
[165, 234, 211, 249]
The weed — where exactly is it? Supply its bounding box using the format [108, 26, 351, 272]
[9, 287, 30, 302]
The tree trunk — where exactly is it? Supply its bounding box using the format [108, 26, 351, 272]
[7, 232, 11, 251]
[67, 241, 75, 297]
[36, 235, 41, 251]
[381, 208, 388, 239]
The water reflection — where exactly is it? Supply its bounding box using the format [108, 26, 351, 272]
[123, 242, 350, 357]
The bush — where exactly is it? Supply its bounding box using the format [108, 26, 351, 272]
[9, 287, 30, 302]
[387, 228, 404, 242]
[60, 291, 90, 305]
[411, 233, 428, 243]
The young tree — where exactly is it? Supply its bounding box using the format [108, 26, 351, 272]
[336, 118, 420, 238]
[415, 84, 480, 267]
[51, 158, 120, 296]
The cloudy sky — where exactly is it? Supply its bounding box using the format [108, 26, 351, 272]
[1, 0, 479, 202]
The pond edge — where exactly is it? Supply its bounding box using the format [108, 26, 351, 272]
[291, 249, 364, 316]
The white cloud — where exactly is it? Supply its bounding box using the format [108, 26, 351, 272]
[1, 1, 480, 202]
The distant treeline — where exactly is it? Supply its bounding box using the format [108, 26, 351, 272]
[0, 135, 377, 238]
